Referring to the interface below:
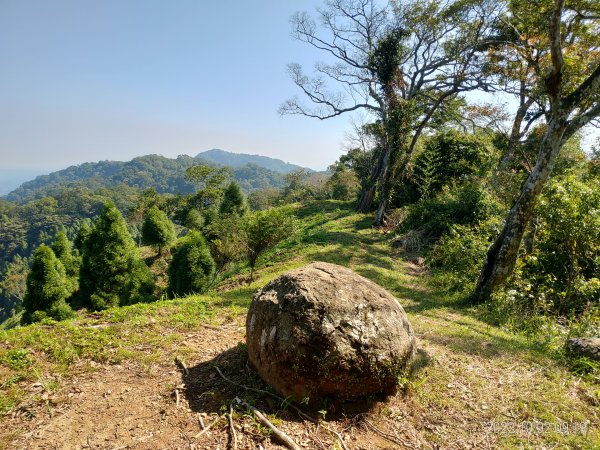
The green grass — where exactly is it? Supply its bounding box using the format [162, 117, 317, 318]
[1, 199, 598, 448]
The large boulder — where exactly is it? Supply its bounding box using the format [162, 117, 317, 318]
[246, 262, 416, 402]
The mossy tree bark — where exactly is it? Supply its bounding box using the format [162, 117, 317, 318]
[474, 0, 600, 302]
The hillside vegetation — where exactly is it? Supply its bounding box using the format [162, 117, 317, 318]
[198, 149, 309, 174]
[4, 153, 291, 203]
[1, 0, 600, 448]
[0, 152, 306, 306]
[0, 202, 597, 449]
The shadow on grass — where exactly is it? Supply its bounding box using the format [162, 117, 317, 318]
[418, 311, 552, 362]
[216, 286, 255, 309]
[304, 244, 395, 272]
[294, 200, 356, 219]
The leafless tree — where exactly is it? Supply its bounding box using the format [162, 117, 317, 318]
[281, 0, 501, 224]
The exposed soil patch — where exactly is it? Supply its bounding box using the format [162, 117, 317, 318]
[5, 304, 596, 450]
[6, 319, 425, 449]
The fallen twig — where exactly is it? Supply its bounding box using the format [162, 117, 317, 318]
[198, 414, 206, 430]
[194, 416, 220, 439]
[214, 366, 316, 423]
[174, 389, 180, 407]
[200, 323, 226, 331]
[235, 397, 301, 450]
[175, 357, 189, 376]
[363, 419, 414, 449]
[228, 403, 238, 450]
[326, 428, 350, 450]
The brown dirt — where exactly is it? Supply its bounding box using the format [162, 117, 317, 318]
[3, 312, 597, 449]
[3, 315, 428, 450]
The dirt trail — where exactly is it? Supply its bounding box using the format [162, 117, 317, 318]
[8, 324, 242, 450]
[6, 318, 429, 449]
[4, 284, 599, 449]
[7, 307, 596, 450]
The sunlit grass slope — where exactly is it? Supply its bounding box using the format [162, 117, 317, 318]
[1, 200, 598, 448]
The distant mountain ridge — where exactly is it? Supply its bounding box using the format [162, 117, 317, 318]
[197, 149, 310, 174]
[3, 150, 312, 203]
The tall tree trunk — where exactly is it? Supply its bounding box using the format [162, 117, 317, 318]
[357, 147, 389, 212]
[374, 138, 413, 225]
[374, 151, 397, 225]
[357, 185, 376, 212]
[374, 180, 390, 225]
[474, 115, 567, 302]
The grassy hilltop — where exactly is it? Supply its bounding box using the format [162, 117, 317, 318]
[1, 201, 597, 449]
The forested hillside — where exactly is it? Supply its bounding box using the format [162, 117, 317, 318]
[0, 155, 331, 322]
[5, 153, 291, 203]
[1, 0, 600, 447]
[197, 149, 308, 174]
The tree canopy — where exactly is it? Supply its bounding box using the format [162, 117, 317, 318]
[79, 203, 154, 310]
[168, 232, 216, 296]
[220, 181, 248, 216]
[141, 206, 176, 255]
[21, 245, 74, 324]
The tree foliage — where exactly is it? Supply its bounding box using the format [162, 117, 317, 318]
[243, 207, 297, 280]
[185, 164, 232, 208]
[475, 0, 600, 301]
[0, 256, 29, 321]
[51, 231, 80, 295]
[204, 214, 246, 269]
[79, 203, 154, 310]
[219, 181, 248, 216]
[168, 232, 216, 296]
[326, 162, 360, 201]
[531, 176, 600, 313]
[248, 188, 281, 211]
[21, 245, 74, 324]
[141, 206, 176, 255]
[413, 131, 494, 198]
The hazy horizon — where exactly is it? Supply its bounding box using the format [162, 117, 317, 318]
[0, 147, 321, 196]
[0, 0, 352, 173]
[2, 1, 597, 175]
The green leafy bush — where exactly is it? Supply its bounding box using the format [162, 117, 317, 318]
[168, 232, 216, 296]
[429, 175, 600, 337]
[429, 218, 502, 292]
[1, 349, 33, 370]
[413, 130, 495, 198]
[243, 206, 297, 280]
[204, 214, 245, 269]
[399, 184, 503, 239]
[517, 176, 600, 315]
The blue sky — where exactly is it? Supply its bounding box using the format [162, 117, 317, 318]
[1, 0, 597, 176]
[0, 0, 351, 171]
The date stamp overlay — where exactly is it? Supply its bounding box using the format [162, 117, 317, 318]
[485, 420, 590, 436]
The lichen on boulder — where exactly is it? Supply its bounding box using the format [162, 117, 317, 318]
[246, 262, 416, 402]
